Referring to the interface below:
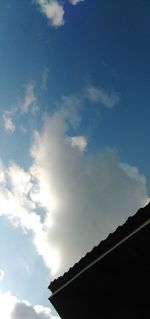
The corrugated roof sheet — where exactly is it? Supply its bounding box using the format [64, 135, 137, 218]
[49, 202, 150, 293]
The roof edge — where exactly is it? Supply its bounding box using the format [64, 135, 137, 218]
[49, 217, 150, 297]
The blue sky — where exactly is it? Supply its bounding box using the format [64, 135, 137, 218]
[0, 1, 150, 318]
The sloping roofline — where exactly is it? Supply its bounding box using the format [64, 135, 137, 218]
[49, 202, 150, 296]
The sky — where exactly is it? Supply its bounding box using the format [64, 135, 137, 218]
[0, 0, 150, 318]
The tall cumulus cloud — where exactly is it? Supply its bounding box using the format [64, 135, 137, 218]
[0, 94, 149, 277]
[29, 98, 148, 275]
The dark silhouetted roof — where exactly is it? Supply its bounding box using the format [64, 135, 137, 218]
[49, 203, 150, 319]
[49, 202, 150, 294]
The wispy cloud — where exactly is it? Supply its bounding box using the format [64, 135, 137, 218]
[41, 67, 49, 91]
[35, 0, 64, 27]
[20, 124, 28, 134]
[1, 84, 37, 137]
[21, 82, 37, 114]
[3, 109, 16, 133]
[0, 269, 4, 281]
[2, 81, 38, 135]
[69, 0, 84, 5]
[87, 85, 120, 108]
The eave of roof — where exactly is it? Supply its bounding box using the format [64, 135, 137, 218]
[49, 202, 150, 295]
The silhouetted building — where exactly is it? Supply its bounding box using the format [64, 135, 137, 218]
[49, 203, 150, 318]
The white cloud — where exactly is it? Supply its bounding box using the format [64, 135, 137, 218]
[8, 163, 32, 195]
[0, 161, 5, 183]
[0, 269, 4, 281]
[87, 85, 120, 108]
[0, 161, 61, 275]
[69, 0, 84, 5]
[0, 163, 39, 232]
[35, 0, 85, 27]
[0, 95, 149, 278]
[67, 136, 87, 151]
[21, 82, 37, 114]
[0, 291, 17, 319]
[35, 0, 64, 27]
[0, 290, 59, 319]
[3, 110, 16, 133]
[11, 301, 52, 319]
[29, 102, 148, 275]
